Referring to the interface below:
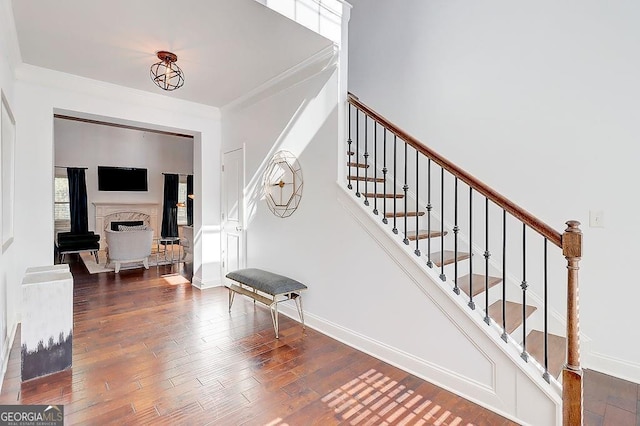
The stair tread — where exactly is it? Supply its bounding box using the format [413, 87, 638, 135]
[525, 330, 567, 379]
[487, 300, 537, 334]
[456, 274, 502, 298]
[431, 250, 470, 267]
[348, 176, 385, 183]
[406, 230, 448, 241]
[363, 192, 404, 199]
[348, 162, 370, 168]
[385, 211, 425, 218]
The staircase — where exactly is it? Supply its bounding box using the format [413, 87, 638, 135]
[345, 93, 583, 425]
[348, 152, 567, 379]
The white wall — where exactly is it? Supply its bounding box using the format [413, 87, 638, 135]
[348, 0, 640, 383]
[54, 118, 194, 232]
[222, 61, 558, 424]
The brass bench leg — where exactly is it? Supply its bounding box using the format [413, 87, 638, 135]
[269, 299, 279, 339]
[293, 293, 305, 330]
[228, 289, 236, 312]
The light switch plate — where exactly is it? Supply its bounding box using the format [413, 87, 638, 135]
[589, 210, 604, 228]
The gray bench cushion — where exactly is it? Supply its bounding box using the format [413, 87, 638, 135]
[226, 268, 307, 296]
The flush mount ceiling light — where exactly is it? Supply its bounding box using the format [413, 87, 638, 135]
[150, 51, 184, 91]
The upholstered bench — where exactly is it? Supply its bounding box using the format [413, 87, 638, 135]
[225, 268, 307, 338]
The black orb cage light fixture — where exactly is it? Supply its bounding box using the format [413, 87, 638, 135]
[150, 51, 185, 91]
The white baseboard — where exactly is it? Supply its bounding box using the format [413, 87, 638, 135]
[587, 351, 640, 384]
[191, 276, 221, 290]
[0, 321, 18, 393]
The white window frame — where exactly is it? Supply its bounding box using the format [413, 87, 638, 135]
[177, 178, 188, 226]
[54, 174, 71, 233]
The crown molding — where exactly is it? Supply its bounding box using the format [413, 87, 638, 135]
[222, 44, 338, 111]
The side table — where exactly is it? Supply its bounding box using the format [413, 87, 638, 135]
[157, 237, 181, 270]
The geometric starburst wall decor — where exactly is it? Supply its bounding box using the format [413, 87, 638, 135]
[263, 150, 303, 218]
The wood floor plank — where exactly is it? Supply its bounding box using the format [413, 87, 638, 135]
[218, 388, 292, 425]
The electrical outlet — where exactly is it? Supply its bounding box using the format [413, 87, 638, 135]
[589, 210, 604, 228]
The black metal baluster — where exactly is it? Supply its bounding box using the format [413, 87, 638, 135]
[347, 103, 352, 190]
[382, 128, 388, 224]
[521, 223, 529, 362]
[373, 123, 378, 215]
[468, 188, 475, 310]
[484, 197, 491, 325]
[355, 109, 361, 198]
[364, 115, 369, 206]
[439, 168, 445, 281]
[403, 142, 409, 244]
[453, 177, 460, 294]
[392, 135, 398, 234]
[501, 210, 508, 343]
[426, 159, 433, 267]
[415, 150, 421, 256]
[543, 238, 550, 383]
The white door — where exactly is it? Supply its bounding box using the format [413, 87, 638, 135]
[222, 148, 245, 276]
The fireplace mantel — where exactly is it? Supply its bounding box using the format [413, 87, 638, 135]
[93, 202, 160, 249]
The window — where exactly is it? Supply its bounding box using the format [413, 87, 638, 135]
[54, 176, 70, 232]
[177, 180, 188, 225]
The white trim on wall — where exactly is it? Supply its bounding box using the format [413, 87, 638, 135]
[588, 351, 640, 385]
[223, 44, 338, 111]
[1, 90, 16, 252]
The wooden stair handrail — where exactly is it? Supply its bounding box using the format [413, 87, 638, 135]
[347, 93, 562, 248]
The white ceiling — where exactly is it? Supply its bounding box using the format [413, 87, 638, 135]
[11, 0, 333, 107]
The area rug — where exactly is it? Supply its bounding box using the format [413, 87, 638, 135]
[79, 250, 177, 274]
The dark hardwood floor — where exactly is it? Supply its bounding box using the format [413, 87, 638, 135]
[0, 256, 519, 425]
[0, 256, 636, 425]
[583, 370, 640, 426]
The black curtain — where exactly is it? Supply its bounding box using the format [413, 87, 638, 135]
[67, 168, 88, 233]
[186, 174, 193, 226]
[161, 173, 179, 237]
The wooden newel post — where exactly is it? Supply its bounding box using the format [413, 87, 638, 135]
[562, 220, 583, 426]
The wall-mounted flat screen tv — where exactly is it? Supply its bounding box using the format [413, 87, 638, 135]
[98, 166, 148, 191]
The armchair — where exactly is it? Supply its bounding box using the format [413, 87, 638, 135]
[104, 228, 154, 273]
[56, 231, 100, 263]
